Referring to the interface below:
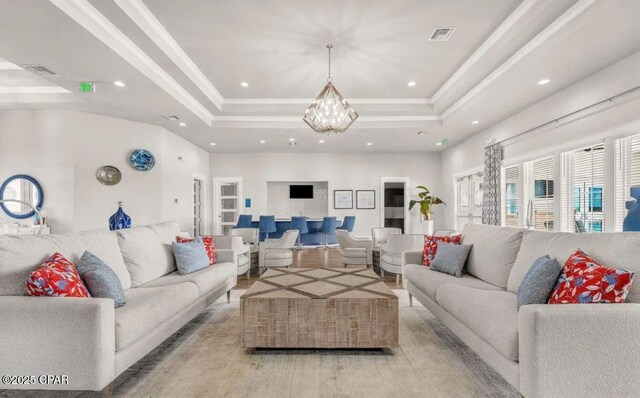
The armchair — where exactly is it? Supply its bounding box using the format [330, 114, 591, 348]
[213, 235, 251, 279]
[380, 234, 424, 284]
[336, 230, 373, 267]
[371, 227, 401, 249]
[230, 227, 259, 246]
[258, 230, 299, 274]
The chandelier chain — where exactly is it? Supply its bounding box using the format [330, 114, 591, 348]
[326, 44, 333, 83]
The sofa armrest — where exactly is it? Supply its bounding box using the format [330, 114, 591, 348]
[519, 304, 640, 398]
[215, 249, 237, 265]
[401, 250, 423, 266]
[0, 296, 115, 391]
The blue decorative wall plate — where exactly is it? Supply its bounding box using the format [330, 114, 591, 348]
[130, 149, 155, 171]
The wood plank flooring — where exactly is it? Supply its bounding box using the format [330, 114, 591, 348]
[235, 247, 402, 290]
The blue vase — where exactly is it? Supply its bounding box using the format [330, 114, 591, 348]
[109, 201, 132, 231]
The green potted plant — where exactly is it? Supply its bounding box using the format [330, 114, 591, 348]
[409, 186, 445, 233]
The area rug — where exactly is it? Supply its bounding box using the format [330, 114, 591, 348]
[2, 290, 520, 398]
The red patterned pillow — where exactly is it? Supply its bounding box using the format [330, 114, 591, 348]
[422, 234, 462, 266]
[176, 235, 216, 265]
[548, 250, 635, 304]
[26, 253, 91, 298]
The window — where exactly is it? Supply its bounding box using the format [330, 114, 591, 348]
[560, 144, 605, 233]
[503, 165, 519, 226]
[524, 157, 555, 231]
[614, 134, 640, 231]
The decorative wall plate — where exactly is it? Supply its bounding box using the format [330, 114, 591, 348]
[130, 149, 156, 171]
[96, 165, 122, 186]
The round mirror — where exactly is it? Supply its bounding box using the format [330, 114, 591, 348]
[0, 175, 44, 219]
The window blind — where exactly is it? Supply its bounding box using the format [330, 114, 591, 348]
[561, 144, 605, 233]
[614, 134, 640, 231]
[504, 165, 519, 227]
[527, 157, 555, 231]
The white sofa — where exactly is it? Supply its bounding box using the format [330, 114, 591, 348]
[0, 221, 237, 391]
[402, 223, 640, 398]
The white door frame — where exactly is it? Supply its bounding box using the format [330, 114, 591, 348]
[380, 177, 411, 233]
[212, 177, 243, 235]
[192, 173, 208, 235]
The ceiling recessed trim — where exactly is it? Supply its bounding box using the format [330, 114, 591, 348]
[211, 115, 440, 122]
[221, 97, 431, 106]
[440, 0, 598, 119]
[114, 0, 223, 110]
[430, 0, 540, 104]
[49, 0, 214, 126]
[0, 86, 71, 94]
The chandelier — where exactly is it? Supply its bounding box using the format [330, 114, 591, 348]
[303, 44, 359, 133]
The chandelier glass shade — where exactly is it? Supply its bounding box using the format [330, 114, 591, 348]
[303, 44, 359, 133]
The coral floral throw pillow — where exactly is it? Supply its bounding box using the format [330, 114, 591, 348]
[548, 250, 635, 304]
[26, 252, 91, 298]
[423, 234, 462, 266]
[176, 235, 216, 265]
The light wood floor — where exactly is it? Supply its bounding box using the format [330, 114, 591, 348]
[235, 247, 402, 290]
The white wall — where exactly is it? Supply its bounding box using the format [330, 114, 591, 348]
[439, 51, 640, 230]
[210, 152, 441, 236]
[267, 181, 328, 218]
[0, 109, 210, 234]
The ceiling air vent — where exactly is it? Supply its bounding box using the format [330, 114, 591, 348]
[163, 115, 180, 121]
[429, 28, 455, 41]
[21, 64, 58, 76]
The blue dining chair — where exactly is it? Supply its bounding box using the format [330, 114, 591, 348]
[290, 216, 309, 249]
[337, 216, 356, 232]
[259, 215, 277, 240]
[235, 214, 253, 228]
[321, 216, 338, 248]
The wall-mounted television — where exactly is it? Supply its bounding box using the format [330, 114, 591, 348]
[290, 185, 313, 199]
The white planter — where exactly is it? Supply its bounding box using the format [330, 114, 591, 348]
[420, 219, 434, 235]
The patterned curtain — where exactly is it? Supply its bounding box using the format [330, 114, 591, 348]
[482, 143, 502, 225]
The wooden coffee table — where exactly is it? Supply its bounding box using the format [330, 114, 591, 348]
[240, 267, 398, 348]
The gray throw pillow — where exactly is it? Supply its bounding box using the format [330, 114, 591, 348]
[76, 251, 126, 308]
[517, 255, 562, 309]
[172, 237, 210, 275]
[430, 241, 472, 277]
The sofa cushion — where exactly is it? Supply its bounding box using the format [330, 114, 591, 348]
[548, 250, 635, 304]
[404, 264, 501, 300]
[117, 222, 180, 287]
[436, 284, 519, 361]
[517, 255, 561, 309]
[76, 251, 126, 307]
[461, 224, 524, 289]
[507, 230, 640, 302]
[340, 247, 366, 258]
[430, 242, 472, 278]
[380, 252, 402, 266]
[26, 253, 90, 298]
[115, 282, 199, 351]
[264, 250, 293, 260]
[172, 238, 210, 275]
[0, 229, 131, 295]
[140, 262, 236, 296]
[422, 234, 462, 266]
[176, 235, 217, 265]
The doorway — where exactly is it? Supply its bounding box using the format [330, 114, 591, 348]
[213, 177, 243, 235]
[456, 171, 484, 229]
[380, 177, 410, 233]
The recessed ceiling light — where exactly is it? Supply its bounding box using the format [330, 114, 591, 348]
[113, 80, 126, 87]
[319, 140, 325, 143]
[436, 142, 443, 146]
[367, 142, 373, 146]
[471, 120, 479, 125]
[210, 142, 217, 146]
[260, 140, 266, 144]
[289, 138, 295, 142]
[179, 122, 186, 127]
[240, 81, 249, 87]
[407, 81, 416, 87]
[538, 78, 551, 85]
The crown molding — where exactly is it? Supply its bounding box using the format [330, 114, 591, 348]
[430, 0, 540, 105]
[440, 0, 598, 120]
[49, 0, 214, 126]
[114, 0, 223, 110]
[221, 98, 431, 106]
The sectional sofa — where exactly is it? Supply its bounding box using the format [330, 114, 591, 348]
[0, 222, 237, 391]
[403, 223, 640, 398]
